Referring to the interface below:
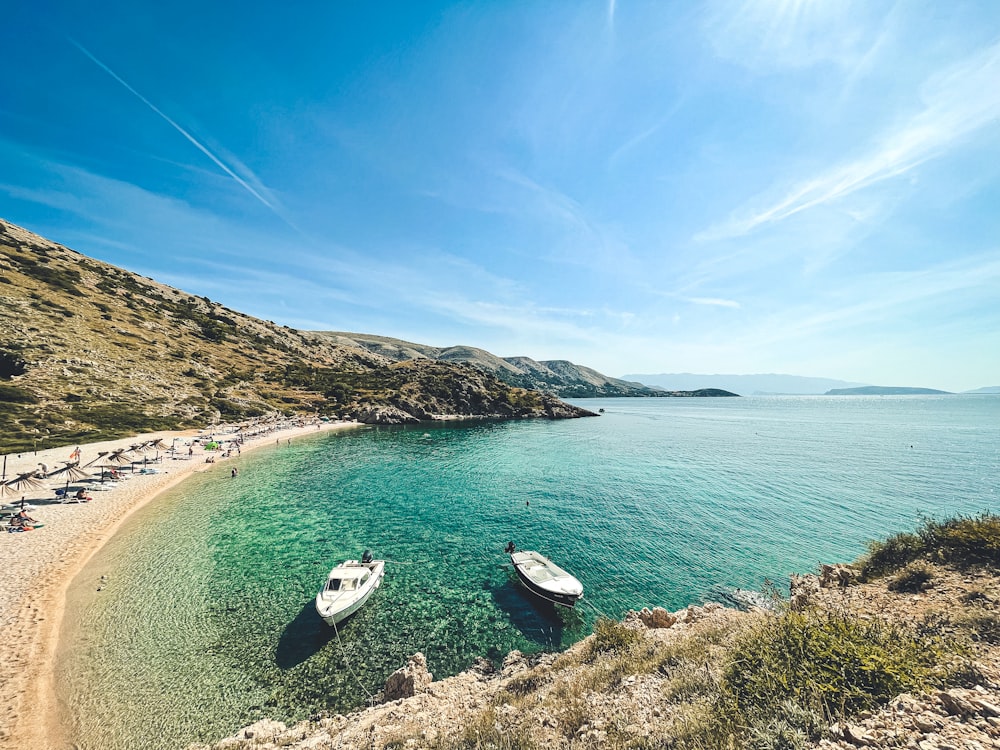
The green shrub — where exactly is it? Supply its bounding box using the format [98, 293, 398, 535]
[0, 349, 26, 379]
[721, 610, 963, 734]
[0, 384, 39, 403]
[952, 609, 1000, 644]
[888, 562, 934, 593]
[584, 617, 642, 659]
[860, 514, 1000, 578]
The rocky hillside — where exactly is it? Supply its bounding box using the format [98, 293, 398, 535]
[0, 219, 593, 453]
[196, 515, 1000, 750]
[318, 332, 667, 398]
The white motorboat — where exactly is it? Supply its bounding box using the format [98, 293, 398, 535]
[315, 550, 385, 626]
[508, 545, 583, 608]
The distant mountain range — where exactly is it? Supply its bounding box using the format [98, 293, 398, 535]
[825, 386, 951, 396]
[317, 333, 667, 398]
[622, 373, 869, 396]
[626, 373, 998, 396]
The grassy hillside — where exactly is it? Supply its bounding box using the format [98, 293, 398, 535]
[0, 219, 591, 453]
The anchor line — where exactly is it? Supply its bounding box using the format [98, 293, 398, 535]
[330, 618, 377, 706]
[581, 597, 615, 621]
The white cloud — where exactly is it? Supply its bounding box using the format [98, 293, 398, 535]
[687, 297, 741, 309]
[698, 39, 1000, 241]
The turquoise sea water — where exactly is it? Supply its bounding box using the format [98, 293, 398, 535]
[57, 395, 1000, 749]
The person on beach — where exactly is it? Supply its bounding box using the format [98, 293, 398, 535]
[9, 510, 37, 531]
[74, 488, 92, 502]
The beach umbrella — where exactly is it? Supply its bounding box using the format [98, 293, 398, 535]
[49, 461, 92, 492]
[107, 448, 133, 464]
[3, 472, 47, 493]
[148, 439, 169, 461]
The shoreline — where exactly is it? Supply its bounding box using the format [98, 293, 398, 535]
[0, 419, 361, 750]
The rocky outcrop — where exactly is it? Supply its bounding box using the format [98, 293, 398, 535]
[382, 652, 432, 701]
[541, 395, 598, 419]
[348, 405, 421, 425]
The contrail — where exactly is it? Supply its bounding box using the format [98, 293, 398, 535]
[70, 39, 275, 211]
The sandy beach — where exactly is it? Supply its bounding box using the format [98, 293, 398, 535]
[0, 419, 360, 750]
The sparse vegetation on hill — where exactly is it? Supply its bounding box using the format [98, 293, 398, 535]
[0, 219, 592, 452]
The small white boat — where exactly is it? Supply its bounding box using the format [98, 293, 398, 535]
[315, 550, 385, 626]
[508, 545, 583, 608]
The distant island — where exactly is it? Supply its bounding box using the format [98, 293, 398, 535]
[623, 372, 869, 396]
[660, 388, 739, 398]
[825, 386, 952, 396]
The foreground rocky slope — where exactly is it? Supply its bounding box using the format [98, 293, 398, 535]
[196, 518, 1000, 750]
[0, 219, 593, 452]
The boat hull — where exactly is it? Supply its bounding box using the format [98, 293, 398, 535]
[315, 559, 385, 626]
[510, 551, 583, 608]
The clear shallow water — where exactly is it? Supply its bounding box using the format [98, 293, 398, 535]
[58, 396, 1000, 748]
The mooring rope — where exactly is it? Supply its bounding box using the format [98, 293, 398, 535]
[581, 596, 614, 621]
[330, 617, 377, 706]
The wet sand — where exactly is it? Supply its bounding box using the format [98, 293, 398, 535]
[0, 420, 359, 750]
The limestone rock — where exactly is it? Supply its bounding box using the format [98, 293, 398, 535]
[638, 607, 678, 629]
[819, 563, 857, 588]
[501, 650, 527, 676]
[790, 573, 820, 609]
[240, 718, 287, 741]
[383, 652, 433, 701]
[350, 405, 421, 425]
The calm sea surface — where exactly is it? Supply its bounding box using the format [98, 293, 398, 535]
[57, 395, 1000, 748]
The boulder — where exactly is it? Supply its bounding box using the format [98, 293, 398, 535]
[502, 650, 527, 676]
[790, 573, 820, 609]
[819, 563, 856, 588]
[383, 652, 433, 701]
[637, 607, 678, 629]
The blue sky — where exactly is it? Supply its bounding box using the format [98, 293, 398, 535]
[2, 1, 999, 391]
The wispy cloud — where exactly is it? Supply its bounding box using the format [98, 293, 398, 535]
[687, 297, 741, 309]
[607, 101, 683, 169]
[743, 251, 1000, 347]
[704, 0, 883, 72]
[69, 39, 294, 227]
[698, 40, 1000, 241]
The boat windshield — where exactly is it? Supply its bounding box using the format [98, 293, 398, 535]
[341, 578, 357, 591]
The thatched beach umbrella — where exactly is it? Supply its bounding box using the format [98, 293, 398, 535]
[1, 473, 46, 509]
[3, 472, 47, 494]
[105, 448, 134, 465]
[49, 461, 92, 493]
[148, 439, 169, 461]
